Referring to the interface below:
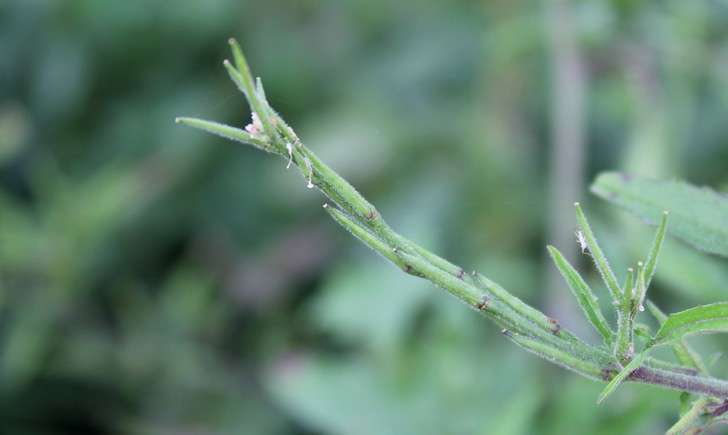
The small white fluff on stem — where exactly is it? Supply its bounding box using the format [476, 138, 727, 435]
[286, 143, 294, 169]
[303, 156, 314, 188]
[576, 230, 589, 254]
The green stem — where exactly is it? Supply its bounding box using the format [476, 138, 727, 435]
[666, 397, 710, 435]
[615, 267, 634, 364]
[177, 40, 728, 404]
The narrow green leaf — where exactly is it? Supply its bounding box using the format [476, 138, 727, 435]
[255, 77, 267, 101]
[574, 202, 622, 304]
[652, 302, 728, 347]
[391, 250, 484, 310]
[225, 39, 280, 144]
[597, 351, 648, 404]
[643, 211, 669, 290]
[647, 300, 709, 375]
[646, 300, 667, 323]
[632, 262, 647, 317]
[253, 76, 283, 128]
[615, 267, 634, 363]
[504, 331, 605, 381]
[174, 117, 274, 153]
[323, 204, 403, 269]
[471, 271, 566, 341]
[547, 245, 613, 344]
[591, 172, 728, 258]
[227, 38, 257, 101]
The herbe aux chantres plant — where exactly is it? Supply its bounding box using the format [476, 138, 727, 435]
[177, 39, 728, 434]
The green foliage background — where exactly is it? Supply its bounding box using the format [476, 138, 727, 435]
[1, 1, 727, 433]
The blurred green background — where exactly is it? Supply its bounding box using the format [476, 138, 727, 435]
[1, 0, 728, 434]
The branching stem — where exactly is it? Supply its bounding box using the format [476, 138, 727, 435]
[176, 40, 728, 407]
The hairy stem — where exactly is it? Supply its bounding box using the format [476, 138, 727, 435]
[177, 39, 728, 403]
[630, 367, 728, 399]
[615, 267, 634, 363]
[666, 397, 710, 435]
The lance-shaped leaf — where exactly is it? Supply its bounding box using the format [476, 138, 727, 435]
[323, 204, 404, 269]
[597, 351, 649, 404]
[632, 262, 647, 316]
[174, 117, 275, 154]
[225, 39, 281, 145]
[591, 172, 728, 258]
[647, 301, 709, 375]
[504, 330, 605, 381]
[643, 211, 669, 290]
[651, 303, 728, 347]
[615, 267, 634, 363]
[547, 245, 613, 345]
[574, 202, 622, 304]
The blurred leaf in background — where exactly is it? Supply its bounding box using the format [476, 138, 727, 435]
[0, 0, 727, 434]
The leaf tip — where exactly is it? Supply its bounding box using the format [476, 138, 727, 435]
[596, 385, 615, 405]
[228, 38, 244, 54]
[175, 117, 194, 126]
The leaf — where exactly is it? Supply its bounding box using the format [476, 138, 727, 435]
[174, 117, 273, 153]
[614, 267, 634, 362]
[226, 38, 257, 103]
[647, 300, 709, 375]
[324, 204, 404, 269]
[225, 39, 279, 142]
[642, 211, 668, 290]
[547, 245, 613, 345]
[656, 239, 728, 301]
[591, 172, 728, 257]
[597, 351, 648, 404]
[574, 202, 622, 303]
[632, 262, 647, 317]
[646, 300, 668, 324]
[652, 302, 728, 347]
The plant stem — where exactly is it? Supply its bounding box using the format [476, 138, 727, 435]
[177, 40, 728, 403]
[615, 267, 634, 363]
[631, 367, 728, 399]
[666, 397, 710, 435]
